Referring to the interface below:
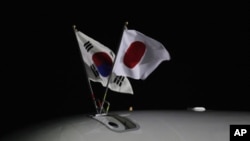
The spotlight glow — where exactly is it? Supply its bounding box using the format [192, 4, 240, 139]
[192, 107, 206, 112]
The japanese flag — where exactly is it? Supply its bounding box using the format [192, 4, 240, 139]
[113, 29, 170, 80]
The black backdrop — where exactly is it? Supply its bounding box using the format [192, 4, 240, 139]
[1, 1, 249, 137]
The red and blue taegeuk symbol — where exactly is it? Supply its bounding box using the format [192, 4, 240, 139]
[92, 52, 113, 77]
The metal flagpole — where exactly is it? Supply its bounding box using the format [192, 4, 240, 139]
[99, 22, 129, 114]
[72, 25, 100, 114]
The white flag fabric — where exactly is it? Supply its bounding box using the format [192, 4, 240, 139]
[75, 30, 133, 94]
[113, 29, 171, 80]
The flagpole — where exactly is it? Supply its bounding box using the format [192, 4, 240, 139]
[99, 22, 129, 114]
[72, 25, 100, 114]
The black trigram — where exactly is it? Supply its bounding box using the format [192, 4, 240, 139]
[109, 51, 114, 57]
[90, 64, 99, 78]
[113, 76, 125, 87]
[84, 41, 93, 52]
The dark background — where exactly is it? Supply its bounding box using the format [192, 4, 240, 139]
[1, 1, 249, 137]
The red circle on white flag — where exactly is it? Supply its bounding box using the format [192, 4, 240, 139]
[123, 41, 146, 68]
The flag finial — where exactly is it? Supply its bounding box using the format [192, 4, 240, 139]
[73, 25, 77, 31]
[124, 21, 129, 30]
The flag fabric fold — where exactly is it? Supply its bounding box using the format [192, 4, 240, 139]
[113, 29, 171, 80]
[75, 30, 133, 94]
